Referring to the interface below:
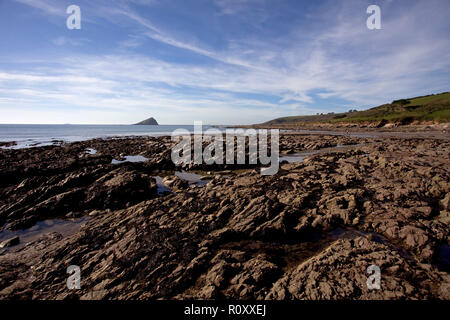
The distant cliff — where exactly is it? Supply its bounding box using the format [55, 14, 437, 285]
[134, 117, 158, 125]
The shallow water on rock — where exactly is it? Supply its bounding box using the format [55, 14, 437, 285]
[279, 152, 316, 163]
[152, 176, 171, 195]
[86, 148, 98, 155]
[0, 217, 91, 251]
[111, 155, 149, 164]
[438, 244, 450, 272]
[152, 170, 209, 196]
[175, 171, 208, 186]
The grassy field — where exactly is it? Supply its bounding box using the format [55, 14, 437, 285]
[264, 92, 450, 125]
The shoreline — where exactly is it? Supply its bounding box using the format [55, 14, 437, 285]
[1, 125, 449, 149]
[0, 130, 449, 299]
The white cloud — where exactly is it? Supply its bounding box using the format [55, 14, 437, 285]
[3, 0, 450, 124]
[52, 36, 91, 46]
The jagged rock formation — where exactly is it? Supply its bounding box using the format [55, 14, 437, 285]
[0, 133, 449, 299]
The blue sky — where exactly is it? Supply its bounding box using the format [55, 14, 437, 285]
[0, 0, 449, 124]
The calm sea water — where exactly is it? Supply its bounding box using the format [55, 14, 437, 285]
[0, 124, 216, 148]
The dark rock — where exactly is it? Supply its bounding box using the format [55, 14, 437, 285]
[134, 117, 158, 125]
[0, 133, 449, 300]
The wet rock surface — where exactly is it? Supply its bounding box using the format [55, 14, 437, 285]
[0, 133, 448, 299]
[0, 137, 175, 229]
[0, 236, 20, 248]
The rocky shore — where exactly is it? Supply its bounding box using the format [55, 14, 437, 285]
[0, 131, 449, 299]
[241, 121, 450, 133]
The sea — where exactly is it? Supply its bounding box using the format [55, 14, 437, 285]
[0, 124, 378, 149]
[0, 124, 218, 149]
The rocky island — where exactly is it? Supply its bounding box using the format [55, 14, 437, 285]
[134, 117, 159, 125]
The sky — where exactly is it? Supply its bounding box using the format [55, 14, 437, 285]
[0, 0, 449, 125]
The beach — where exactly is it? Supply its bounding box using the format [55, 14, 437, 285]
[0, 128, 448, 299]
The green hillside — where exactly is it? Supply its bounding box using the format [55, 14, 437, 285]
[263, 112, 346, 124]
[264, 92, 450, 125]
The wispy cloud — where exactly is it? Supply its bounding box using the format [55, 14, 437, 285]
[108, 6, 266, 70]
[2, 0, 450, 124]
[52, 36, 91, 46]
[14, 0, 65, 16]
